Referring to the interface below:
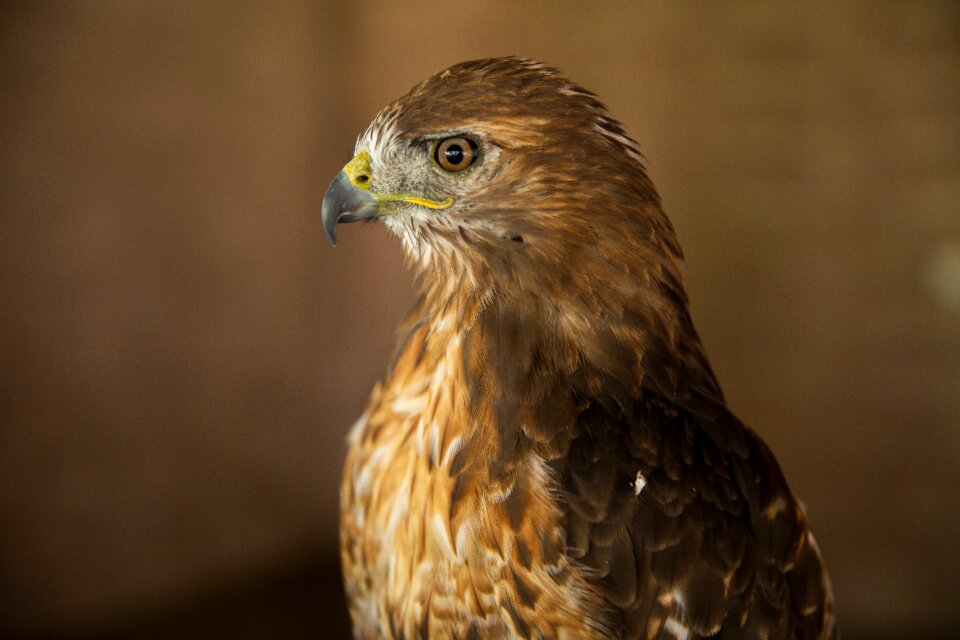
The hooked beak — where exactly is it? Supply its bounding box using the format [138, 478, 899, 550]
[321, 150, 455, 246]
[320, 169, 377, 246]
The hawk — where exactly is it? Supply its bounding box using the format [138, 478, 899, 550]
[322, 57, 835, 639]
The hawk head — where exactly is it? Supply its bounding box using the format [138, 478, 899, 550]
[322, 57, 685, 310]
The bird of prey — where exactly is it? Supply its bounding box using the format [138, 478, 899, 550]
[322, 57, 835, 640]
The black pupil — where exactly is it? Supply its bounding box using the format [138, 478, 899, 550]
[444, 144, 465, 165]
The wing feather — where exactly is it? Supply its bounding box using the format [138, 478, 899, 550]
[557, 384, 834, 638]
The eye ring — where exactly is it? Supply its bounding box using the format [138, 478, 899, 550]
[434, 136, 478, 172]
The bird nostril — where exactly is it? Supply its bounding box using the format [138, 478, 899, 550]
[356, 174, 370, 184]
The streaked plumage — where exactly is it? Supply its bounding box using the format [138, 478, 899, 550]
[324, 57, 835, 639]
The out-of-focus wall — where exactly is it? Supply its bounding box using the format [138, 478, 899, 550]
[1, 2, 958, 637]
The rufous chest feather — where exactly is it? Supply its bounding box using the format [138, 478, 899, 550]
[339, 322, 611, 639]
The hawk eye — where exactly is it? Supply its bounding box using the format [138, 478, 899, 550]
[434, 137, 478, 172]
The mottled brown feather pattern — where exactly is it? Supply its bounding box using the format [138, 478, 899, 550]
[337, 57, 835, 639]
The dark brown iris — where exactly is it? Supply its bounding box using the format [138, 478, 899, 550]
[434, 136, 478, 172]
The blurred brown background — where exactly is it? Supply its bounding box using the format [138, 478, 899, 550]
[2, 2, 958, 638]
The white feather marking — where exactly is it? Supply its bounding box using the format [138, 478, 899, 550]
[441, 435, 464, 470]
[592, 121, 643, 162]
[427, 422, 441, 465]
[391, 394, 426, 416]
[559, 83, 590, 97]
[433, 314, 453, 333]
[386, 484, 409, 534]
[431, 513, 456, 560]
[487, 481, 514, 503]
[354, 444, 390, 498]
[354, 463, 374, 497]
[345, 413, 369, 446]
[454, 523, 471, 560]
[633, 470, 647, 496]
[366, 443, 390, 468]
[663, 617, 690, 640]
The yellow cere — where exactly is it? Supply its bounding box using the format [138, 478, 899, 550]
[344, 151, 373, 190]
[342, 151, 455, 212]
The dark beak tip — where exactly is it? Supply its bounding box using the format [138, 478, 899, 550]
[323, 218, 338, 246]
[322, 221, 337, 247]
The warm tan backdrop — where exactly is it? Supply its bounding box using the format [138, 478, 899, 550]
[2, 2, 958, 638]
